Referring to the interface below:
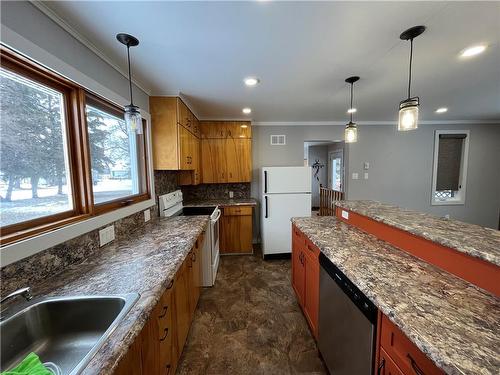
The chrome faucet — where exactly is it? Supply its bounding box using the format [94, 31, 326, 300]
[1, 287, 33, 319]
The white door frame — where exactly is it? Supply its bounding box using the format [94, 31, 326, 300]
[328, 149, 344, 191]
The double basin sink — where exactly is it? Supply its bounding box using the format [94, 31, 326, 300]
[0, 294, 139, 374]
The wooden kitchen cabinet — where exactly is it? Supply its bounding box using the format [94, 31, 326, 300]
[200, 139, 227, 183]
[151, 96, 201, 185]
[220, 206, 253, 254]
[114, 234, 204, 375]
[378, 348, 405, 375]
[200, 121, 251, 139]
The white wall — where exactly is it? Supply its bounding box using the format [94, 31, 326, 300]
[252, 123, 500, 234]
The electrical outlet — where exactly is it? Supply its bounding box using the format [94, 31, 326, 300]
[99, 225, 115, 247]
[341, 210, 349, 220]
[352, 173, 359, 180]
[364, 172, 369, 180]
[144, 209, 151, 222]
[229, 191, 234, 199]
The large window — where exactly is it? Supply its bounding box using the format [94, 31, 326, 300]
[85, 95, 148, 212]
[0, 48, 149, 244]
[431, 130, 470, 205]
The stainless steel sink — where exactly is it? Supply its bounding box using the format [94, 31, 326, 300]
[0, 294, 139, 374]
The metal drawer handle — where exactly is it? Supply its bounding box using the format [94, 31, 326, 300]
[377, 359, 385, 375]
[166, 279, 174, 289]
[159, 306, 168, 318]
[407, 354, 425, 375]
[159, 328, 169, 341]
[192, 252, 196, 262]
[165, 364, 171, 374]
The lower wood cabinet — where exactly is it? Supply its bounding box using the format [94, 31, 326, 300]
[291, 225, 319, 339]
[114, 233, 204, 375]
[220, 206, 253, 254]
[377, 314, 444, 375]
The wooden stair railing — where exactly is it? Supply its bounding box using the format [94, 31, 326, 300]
[319, 186, 344, 216]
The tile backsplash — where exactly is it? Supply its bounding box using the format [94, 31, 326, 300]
[181, 183, 251, 201]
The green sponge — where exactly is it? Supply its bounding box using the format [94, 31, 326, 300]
[1, 353, 52, 375]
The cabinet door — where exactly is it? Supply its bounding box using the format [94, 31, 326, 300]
[378, 348, 405, 375]
[158, 288, 174, 375]
[178, 125, 191, 170]
[176, 99, 188, 129]
[303, 252, 319, 339]
[225, 121, 251, 139]
[114, 335, 143, 375]
[140, 303, 161, 374]
[200, 121, 226, 139]
[292, 249, 305, 307]
[189, 242, 202, 315]
[201, 139, 226, 183]
[173, 258, 192, 355]
[225, 139, 251, 183]
[219, 212, 253, 254]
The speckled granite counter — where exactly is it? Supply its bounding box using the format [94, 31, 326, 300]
[184, 198, 257, 208]
[335, 200, 500, 266]
[292, 216, 500, 375]
[22, 215, 209, 375]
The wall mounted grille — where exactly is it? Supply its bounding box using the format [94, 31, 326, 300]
[270, 135, 286, 145]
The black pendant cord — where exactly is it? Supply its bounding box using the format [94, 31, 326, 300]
[127, 44, 134, 106]
[349, 82, 354, 123]
[407, 38, 413, 100]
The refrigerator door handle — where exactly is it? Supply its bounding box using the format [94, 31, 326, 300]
[265, 196, 269, 218]
[264, 171, 268, 193]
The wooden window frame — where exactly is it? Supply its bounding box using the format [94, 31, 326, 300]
[0, 47, 150, 245]
[84, 92, 150, 215]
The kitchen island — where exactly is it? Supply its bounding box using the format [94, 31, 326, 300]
[291, 213, 499, 375]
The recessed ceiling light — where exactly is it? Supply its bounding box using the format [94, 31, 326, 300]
[460, 44, 487, 58]
[244, 77, 259, 86]
[242, 108, 252, 114]
[347, 108, 357, 114]
[436, 107, 448, 113]
[240, 124, 248, 128]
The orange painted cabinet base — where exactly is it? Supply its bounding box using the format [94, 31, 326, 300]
[291, 225, 319, 339]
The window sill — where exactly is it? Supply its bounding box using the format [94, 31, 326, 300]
[0, 198, 155, 267]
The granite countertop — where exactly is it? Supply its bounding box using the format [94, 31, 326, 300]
[292, 216, 500, 375]
[335, 200, 500, 267]
[183, 198, 257, 208]
[28, 215, 209, 375]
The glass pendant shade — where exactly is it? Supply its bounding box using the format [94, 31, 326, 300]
[125, 104, 142, 134]
[345, 122, 358, 143]
[398, 97, 419, 131]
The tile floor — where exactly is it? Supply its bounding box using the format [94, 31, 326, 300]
[176, 250, 327, 375]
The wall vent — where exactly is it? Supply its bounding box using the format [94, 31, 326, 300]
[270, 135, 286, 145]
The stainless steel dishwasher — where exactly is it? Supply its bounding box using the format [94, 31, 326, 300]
[318, 253, 378, 375]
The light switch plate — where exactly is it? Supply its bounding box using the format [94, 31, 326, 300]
[99, 225, 115, 247]
[144, 209, 151, 222]
[364, 162, 370, 170]
[341, 210, 349, 220]
[352, 172, 359, 180]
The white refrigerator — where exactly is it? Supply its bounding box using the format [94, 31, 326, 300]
[261, 166, 312, 256]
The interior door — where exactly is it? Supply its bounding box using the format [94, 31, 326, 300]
[328, 150, 343, 191]
[261, 193, 311, 254]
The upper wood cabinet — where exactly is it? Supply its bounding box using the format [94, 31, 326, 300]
[200, 121, 252, 139]
[151, 96, 201, 185]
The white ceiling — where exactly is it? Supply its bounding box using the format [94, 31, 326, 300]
[43, 1, 500, 123]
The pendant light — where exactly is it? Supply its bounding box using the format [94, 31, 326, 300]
[344, 76, 360, 143]
[116, 33, 142, 134]
[398, 26, 425, 131]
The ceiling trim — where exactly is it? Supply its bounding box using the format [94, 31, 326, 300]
[30, 0, 152, 95]
[252, 120, 500, 126]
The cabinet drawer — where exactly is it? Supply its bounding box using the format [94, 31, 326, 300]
[378, 348, 404, 375]
[381, 315, 444, 375]
[223, 206, 252, 216]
